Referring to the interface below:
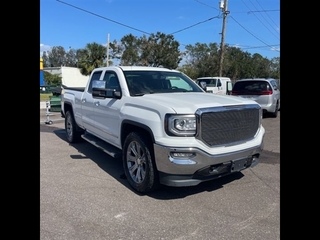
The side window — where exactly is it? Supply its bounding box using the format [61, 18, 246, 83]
[271, 80, 279, 90]
[227, 81, 233, 93]
[88, 71, 103, 93]
[103, 72, 120, 91]
[217, 79, 221, 87]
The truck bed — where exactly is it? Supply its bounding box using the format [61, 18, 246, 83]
[62, 85, 85, 92]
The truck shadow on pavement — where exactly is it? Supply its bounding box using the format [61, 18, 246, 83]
[45, 125, 253, 199]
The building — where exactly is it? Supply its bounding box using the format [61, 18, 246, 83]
[43, 66, 89, 88]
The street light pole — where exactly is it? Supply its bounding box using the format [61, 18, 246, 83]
[106, 33, 110, 67]
[218, 0, 229, 77]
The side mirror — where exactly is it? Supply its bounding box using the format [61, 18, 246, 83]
[199, 81, 207, 91]
[92, 80, 121, 99]
[226, 82, 233, 95]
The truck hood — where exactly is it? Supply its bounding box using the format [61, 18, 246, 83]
[134, 92, 258, 113]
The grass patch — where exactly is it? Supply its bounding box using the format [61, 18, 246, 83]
[40, 93, 52, 101]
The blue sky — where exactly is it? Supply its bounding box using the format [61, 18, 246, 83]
[40, 0, 280, 61]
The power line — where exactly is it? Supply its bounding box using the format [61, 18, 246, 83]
[229, 15, 279, 52]
[55, 0, 279, 53]
[192, 0, 279, 53]
[169, 16, 220, 35]
[56, 0, 220, 40]
[193, 0, 220, 11]
[231, 44, 280, 50]
[253, 0, 279, 30]
[241, 0, 279, 40]
[56, 0, 152, 35]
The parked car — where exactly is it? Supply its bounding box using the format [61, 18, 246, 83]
[231, 78, 280, 118]
[195, 77, 233, 95]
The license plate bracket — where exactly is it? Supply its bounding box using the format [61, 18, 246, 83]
[231, 158, 250, 172]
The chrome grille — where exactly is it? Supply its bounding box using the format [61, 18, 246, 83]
[196, 104, 261, 146]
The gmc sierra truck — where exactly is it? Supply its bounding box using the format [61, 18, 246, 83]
[61, 66, 265, 193]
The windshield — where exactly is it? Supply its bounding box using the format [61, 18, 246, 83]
[198, 79, 217, 87]
[123, 71, 203, 96]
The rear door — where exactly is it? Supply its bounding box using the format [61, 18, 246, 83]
[81, 70, 103, 133]
[270, 79, 280, 109]
[93, 71, 122, 146]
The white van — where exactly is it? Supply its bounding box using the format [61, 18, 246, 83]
[196, 77, 233, 95]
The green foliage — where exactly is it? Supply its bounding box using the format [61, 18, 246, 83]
[120, 34, 142, 65]
[118, 32, 181, 69]
[41, 34, 280, 81]
[42, 46, 78, 67]
[177, 64, 198, 80]
[43, 71, 62, 86]
[142, 32, 181, 69]
[184, 42, 220, 78]
[77, 42, 106, 75]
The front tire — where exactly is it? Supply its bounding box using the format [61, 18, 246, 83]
[123, 132, 160, 193]
[65, 111, 83, 143]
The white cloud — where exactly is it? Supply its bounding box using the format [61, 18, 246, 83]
[40, 44, 52, 56]
[270, 46, 280, 52]
[231, 44, 241, 48]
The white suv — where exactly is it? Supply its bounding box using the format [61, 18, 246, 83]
[231, 78, 280, 118]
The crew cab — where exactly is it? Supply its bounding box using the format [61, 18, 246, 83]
[61, 66, 265, 193]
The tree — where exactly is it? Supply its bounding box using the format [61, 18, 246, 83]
[108, 40, 123, 66]
[118, 32, 182, 69]
[223, 46, 253, 80]
[43, 71, 62, 86]
[120, 34, 142, 65]
[40, 39, 280, 81]
[42, 46, 67, 67]
[269, 57, 280, 79]
[177, 64, 198, 80]
[141, 32, 181, 69]
[184, 42, 220, 78]
[65, 48, 78, 67]
[48, 46, 66, 67]
[42, 51, 50, 68]
[77, 42, 106, 75]
[251, 53, 270, 78]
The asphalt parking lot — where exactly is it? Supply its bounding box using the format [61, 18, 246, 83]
[40, 109, 280, 240]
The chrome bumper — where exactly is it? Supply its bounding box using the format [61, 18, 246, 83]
[153, 142, 263, 187]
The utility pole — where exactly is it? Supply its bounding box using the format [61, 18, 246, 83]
[106, 33, 110, 67]
[218, 0, 229, 76]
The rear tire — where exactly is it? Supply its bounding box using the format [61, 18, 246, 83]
[270, 102, 279, 118]
[65, 111, 83, 143]
[123, 132, 160, 193]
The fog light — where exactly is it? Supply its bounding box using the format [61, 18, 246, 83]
[169, 152, 196, 164]
[171, 152, 195, 158]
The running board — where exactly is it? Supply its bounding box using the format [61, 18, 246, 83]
[81, 132, 122, 159]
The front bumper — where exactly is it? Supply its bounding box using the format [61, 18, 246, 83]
[153, 139, 264, 187]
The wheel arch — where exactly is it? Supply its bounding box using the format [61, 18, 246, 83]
[121, 120, 155, 147]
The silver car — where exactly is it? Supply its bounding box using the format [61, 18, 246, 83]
[231, 78, 280, 118]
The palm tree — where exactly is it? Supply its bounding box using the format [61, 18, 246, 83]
[77, 42, 106, 75]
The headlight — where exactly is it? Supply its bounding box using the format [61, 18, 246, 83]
[165, 114, 196, 136]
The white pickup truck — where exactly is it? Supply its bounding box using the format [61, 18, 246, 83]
[61, 66, 265, 193]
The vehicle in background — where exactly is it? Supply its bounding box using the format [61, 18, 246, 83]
[195, 77, 233, 95]
[231, 78, 280, 118]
